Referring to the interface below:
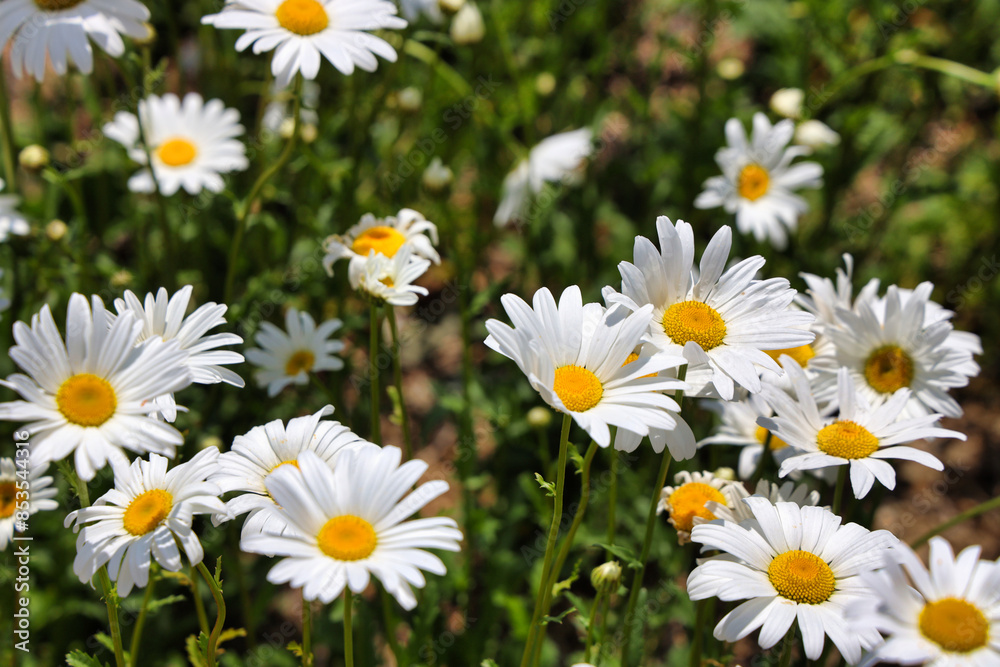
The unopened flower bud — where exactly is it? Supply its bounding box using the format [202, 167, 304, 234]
[713, 466, 736, 481]
[19, 144, 50, 171]
[440, 0, 465, 13]
[717, 57, 744, 80]
[795, 120, 840, 149]
[769, 88, 804, 119]
[422, 157, 453, 192]
[535, 73, 556, 96]
[398, 87, 423, 113]
[526, 406, 552, 429]
[46, 219, 68, 241]
[133, 22, 156, 48]
[591, 561, 622, 593]
[110, 270, 133, 289]
[451, 3, 484, 45]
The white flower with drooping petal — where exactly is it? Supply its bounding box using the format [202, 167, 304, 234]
[245, 308, 344, 397]
[604, 216, 815, 400]
[241, 446, 462, 609]
[0, 294, 191, 481]
[687, 498, 896, 663]
[485, 285, 695, 453]
[695, 112, 823, 249]
[323, 208, 440, 277]
[103, 93, 249, 196]
[494, 129, 593, 226]
[705, 479, 821, 525]
[212, 405, 372, 538]
[348, 245, 431, 306]
[0, 178, 29, 242]
[0, 0, 150, 81]
[64, 448, 230, 597]
[0, 458, 58, 550]
[202, 0, 407, 87]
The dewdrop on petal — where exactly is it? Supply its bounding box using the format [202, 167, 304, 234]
[18, 145, 50, 171]
[769, 88, 804, 119]
[451, 3, 484, 44]
[591, 561, 622, 593]
[796, 120, 841, 148]
[526, 406, 552, 429]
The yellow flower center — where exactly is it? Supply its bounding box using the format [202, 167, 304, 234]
[0, 481, 16, 519]
[661, 301, 727, 350]
[379, 276, 395, 288]
[317, 515, 378, 561]
[270, 459, 300, 472]
[122, 489, 174, 536]
[816, 420, 879, 459]
[755, 425, 790, 451]
[767, 550, 836, 604]
[667, 482, 726, 533]
[33, 0, 86, 10]
[552, 365, 604, 412]
[275, 0, 330, 35]
[351, 226, 406, 258]
[919, 598, 989, 653]
[863, 344, 914, 394]
[738, 163, 770, 201]
[766, 344, 815, 368]
[56, 373, 117, 427]
[156, 138, 198, 167]
[285, 350, 316, 376]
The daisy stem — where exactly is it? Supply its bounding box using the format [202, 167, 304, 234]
[195, 561, 226, 667]
[225, 75, 302, 304]
[129, 574, 156, 667]
[385, 305, 413, 459]
[519, 413, 572, 667]
[190, 565, 210, 638]
[369, 304, 382, 444]
[583, 587, 609, 663]
[379, 586, 405, 664]
[0, 68, 16, 186]
[606, 443, 618, 556]
[302, 594, 313, 667]
[911, 494, 1000, 548]
[343, 591, 354, 667]
[777, 627, 796, 667]
[832, 466, 848, 515]
[97, 569, 127, 667]
[688, 598, 708, 667]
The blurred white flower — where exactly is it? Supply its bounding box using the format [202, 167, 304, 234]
[422, 157, 454, 192]
[245, 308, 344, 397]
[349, 246, 431, 306]
[0, 179, 29, 242]
[769, 88, 804, 119]
[400, 0, 442, 23]
[323, 208, 440, 277]
[795, 119, 840, 148]
[0, 459, 58, 550]
[450, 2, 483, 44]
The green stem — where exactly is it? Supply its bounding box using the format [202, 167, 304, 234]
[596, 591, 612, 663]
[385, 306, 413, 459]
[0, 68, 17, 186]
[520, 413, 571, 667]
[369, 304, 382, 444]
[777, 627, 796, 667]
[302, 594, 313, 667]
[832, 466, 848, 516]
[583, 588, 609, 663]
[190, 565, 210, 638]
[606, 434, 618, 556]
[688, 598, 708, 667]
[224, 75, 302, 304]
[129, 574, 156, 667]
[379, 587, 404, 664]
[195, 562, 225, 667]
[899, 53, 998, 91]
[98, 569, 127, 667]
[809, 56, 894, 113]
[343, 591, 354, 667]
[911, 494, 1000, 548]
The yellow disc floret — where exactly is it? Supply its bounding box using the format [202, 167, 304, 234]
[767, 550, 836, 604]
[864, 344, 914, 394]
[553, 365, 604, 412]
[56, 373, 117, 427]
[816, 420, 879, 459]
[156, 138, 198, 167]
[351, 226, 407, 258]
[755, 425, 789, 451]
[0, 481, 16, 519]
[667, 482, 726, 532]
[318, 515, 378, 561]
[123, 489, 174, 536]
[662, 301, 727, 350]
[285, 350, 316, 376]
[766, 344, 815, 368]
[919, 597, 989, 653]
[275, 0, 330, 35]
[738, 163, 771, 201]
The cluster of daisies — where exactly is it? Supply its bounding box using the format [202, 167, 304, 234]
[488, 216, 994, 665]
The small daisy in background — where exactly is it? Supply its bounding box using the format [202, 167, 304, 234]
[0, 458, 58, 550]
[65, 448, 230, 596]
[698, 394, 800, 480]
[494, 128, 594, 227]
[212, 405, 372, 537]
[760, 362, 963, 499]
[245, 307, 345, 397]
[241, 446, 462, 609]
[485, 285, 693, 451]
[695, 112, 823, 249]
[706, 479, 821, 524]
[202, 0, 407, 87]
[0, 178, 29, 242]
[0, 0, 150, 81]
[103, 93, 249, 196]
[851, 537, 1000, 666]
[687, 498, 896, 663]
[657, 470, 736, 543]
[112, 285, 245, 421]
[349, 245, 431, 306]
[0, 294, 192, 481]
[604, 217, 815, 400]
[323, 208, 440, 277]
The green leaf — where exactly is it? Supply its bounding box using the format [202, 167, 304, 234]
[65, 650, 110, 667]
[286, 641, 304, 658]
[146, 594, 186, 613]
[480, 661, 499, 667]
[213, 556, 224, 585]
[541, 606, 576, 625]
[534, 472, 555, 498]
[592, 543, 643, 569]
[218, 628, 247, 646]
[185, 633, 209, 667]
[551, 558, 581, 598]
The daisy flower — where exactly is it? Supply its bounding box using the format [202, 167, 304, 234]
[0, 458, 58, 550]
[112, 285, 245, 421]
[241, 446, 462, 609]
[0, 0, 150, 81]
[348, 245, 431, 306]
[0, 178, 29, 242]
[706, 479, 821, 525]
[657, 470, 737, 543]
[400, 0, 442, 23]
[202, 0, 407, 87]
[0, 294, 191, 481]
[323, 208, 440, 277]
[698, 394, 800, 480]
[760, 362, 963, 499]
[604, 217, 815, 400]
[493, 128, 593, 227]
[103, 93, 249, 196]
[212, 405, 372, 538]
[694, 112, 823, 249]
[484, 285, 693, 451]
[851, 537, 1000, 666]
[65, 448, 229, 597]
[687, 498, 896, 663]
[245, 307, 345, 397]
